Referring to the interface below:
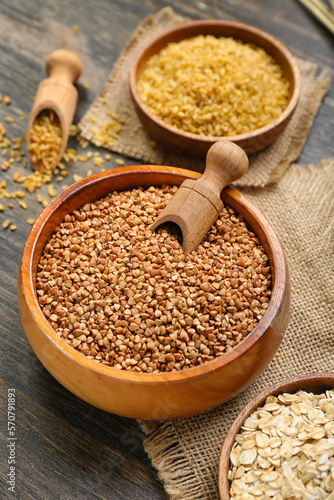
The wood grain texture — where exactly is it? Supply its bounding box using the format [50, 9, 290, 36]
[0, 0, 333, 499]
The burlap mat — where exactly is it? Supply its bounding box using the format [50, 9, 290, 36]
[78, 7, 330, 187]
[140, 158, 334, 499]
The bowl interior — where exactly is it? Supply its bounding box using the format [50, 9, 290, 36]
[218, 372, 334, 499]
[22, 165, 287, 384]
[130, 20, 301, 155]
[134, 21, 298, 100]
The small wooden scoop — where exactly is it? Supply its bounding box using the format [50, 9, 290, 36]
[26, 49, 82, 171]
[150, 140, 249, 254]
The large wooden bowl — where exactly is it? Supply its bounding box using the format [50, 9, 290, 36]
[129, 20, 301, 157]
[218, 372, 334, 499]
[17, 165, 290, 420]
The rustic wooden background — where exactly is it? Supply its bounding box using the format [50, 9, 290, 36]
[0, 0, 333, 498]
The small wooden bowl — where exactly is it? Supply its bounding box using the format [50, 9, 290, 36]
[129, 20, 301, 156]
[218, 372, 334, 499]
[18, 165, 290, 420]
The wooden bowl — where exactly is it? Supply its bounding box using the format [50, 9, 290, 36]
[129, 20, 301, 156]
[218, 372, 334, 499]
[17, 165, 290, 420]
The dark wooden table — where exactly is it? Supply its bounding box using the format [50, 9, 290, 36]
[0, 1, 333, 498]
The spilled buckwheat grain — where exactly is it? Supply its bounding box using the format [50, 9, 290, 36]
[36, 185, 271, 373]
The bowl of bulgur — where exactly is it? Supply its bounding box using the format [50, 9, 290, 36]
[219, 372, 334, 499]
[18, 165, 290, 420]
[130, 20, 301, 156]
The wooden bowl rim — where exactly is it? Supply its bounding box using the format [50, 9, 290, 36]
[20, 164, 287, 384]
[218, 371, 334, 499]
[129, 19, 301, 146]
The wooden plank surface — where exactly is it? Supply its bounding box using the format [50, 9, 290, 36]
[0, 0, 333, 498]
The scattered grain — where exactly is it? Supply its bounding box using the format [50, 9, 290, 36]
[47, 184, 56, 198]
[69, 124, 79, 137]
[77, 136, 89, 149]
[90, 110, 124, 148]
[77, 154, 87, 162]
[1, 162, 10, 171]
[93, 157, 103, 167]
[14, 190, 25, 198]
[0, 95, 128, 233]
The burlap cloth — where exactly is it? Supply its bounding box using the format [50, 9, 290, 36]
[78, 8, 334, 499]
[140, 157, 334, 499]
[78, 7, 330, 188]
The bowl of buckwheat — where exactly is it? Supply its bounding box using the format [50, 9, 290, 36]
[219, 372, 334, 499]
[130, 20, 301, 157]
[18, 164, 290, 420]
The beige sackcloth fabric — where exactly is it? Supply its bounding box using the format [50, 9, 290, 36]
[78, 8, 334, 499]
[78, 7, 330, 188]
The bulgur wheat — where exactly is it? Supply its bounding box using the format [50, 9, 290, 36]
[137, 35, 290, 137]
[28, 110, 62, 173]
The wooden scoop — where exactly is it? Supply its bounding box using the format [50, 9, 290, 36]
[26, 49, 82, 172]
[150, 140, 249, 254]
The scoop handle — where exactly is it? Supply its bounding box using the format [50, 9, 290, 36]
[198, 140, 249, 195]
[46, 49, 82, 85]
[26, 50, 82, 172]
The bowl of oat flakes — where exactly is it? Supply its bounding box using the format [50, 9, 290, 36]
[130, 20, 301, 157]
[17, 164, 290, 420]
[219, 372, 334, 499]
